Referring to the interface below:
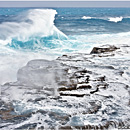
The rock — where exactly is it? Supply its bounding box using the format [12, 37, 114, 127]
[58, 86, 76, 91]
[58, 84, 91, 92]
[90, 87, 99, 94]
[59, 93, 86, 97]
[97, 76, 106, 82]
[1, 44, 130, 129]
[90, 45, 119, 54]
[59, 126, 72, 130]
[77, 85, 92, 89]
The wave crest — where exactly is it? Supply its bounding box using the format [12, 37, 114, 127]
[108, 16, 123, 23]
[81, 16, 124, 23]
[0, 9, 67, 47]
[81, 16, 92, 20]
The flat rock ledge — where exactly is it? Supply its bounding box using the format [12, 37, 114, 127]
[0, 44, 130, 129]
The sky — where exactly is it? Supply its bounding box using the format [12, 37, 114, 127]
[0, 1, 130, 7]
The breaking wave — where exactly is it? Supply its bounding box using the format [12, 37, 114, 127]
[81, 16, 125, 23]
[81, 16, 92, 20]
[0, 9, 67, 49]
[108, 16, 123, 23]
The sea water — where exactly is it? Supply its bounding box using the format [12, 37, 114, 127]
[1, 8, 130, 84]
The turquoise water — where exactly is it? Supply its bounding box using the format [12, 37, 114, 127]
[0, 8, 130, 50]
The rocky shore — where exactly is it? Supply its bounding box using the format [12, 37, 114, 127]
[0, 44, 130, 129]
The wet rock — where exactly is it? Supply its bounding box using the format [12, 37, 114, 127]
[77, 85, 92, 89]
[60, 93, 86, 97]
[48, 111, 70, 125]
[90, 45, 119, 54]
[93, 65, 115, 69]
[58, 84, 92, 92]
[59, 126, 72, 130]
[59, 120, 127, 130]
[97, 76, 106, 82]
[0, 106, 32, 122]
[15, 123, 37, 130]
[58, 86, 76, 91]
[90, 87, 99, 94]
[117, 71, 124, 76]
[1, 44, 130, 129]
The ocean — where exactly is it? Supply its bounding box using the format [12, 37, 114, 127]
[1, 8, 130, 84]
[0, 8, 130, 129]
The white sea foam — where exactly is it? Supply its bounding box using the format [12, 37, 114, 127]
[0, 9, 130, 85]
[82, 16, 124, 23]
[0, 9, 67, 45]
[0, 9, 69, 85]
[108, 16, 123, 23]
[81, 16, 92, 20]
[1, 30, 130, 85]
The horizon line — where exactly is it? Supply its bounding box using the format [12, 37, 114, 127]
[1, 1, 130, 7]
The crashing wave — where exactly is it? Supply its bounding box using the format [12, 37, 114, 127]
[81, 16, 124, 23]
[81, 16, 92, 20]
[0, 9, 67, 48]
[108, 16, 123, 23]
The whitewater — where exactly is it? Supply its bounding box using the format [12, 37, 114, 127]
[0, 8, 130, 85]
[0, 9, 68, 84]
[0, 8, 130, 129]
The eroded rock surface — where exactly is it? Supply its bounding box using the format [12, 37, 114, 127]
[0, 44, 130, 129]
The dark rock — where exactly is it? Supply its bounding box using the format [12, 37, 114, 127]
[97, 76, 106, 82]
[58, 84, 92, 92]
[58, 86, 76, 91]
[62, 55, 68, 57]
[90, 46, 119, 54]
[90, 87, 99, 94]
[105, 66, 115, 69]
[117, 71, 124, 76]
[78, 85, 92, 89]
[59, 126, 72, 130]
[60, 93, 86, 97]
[34, 97, 46, 102]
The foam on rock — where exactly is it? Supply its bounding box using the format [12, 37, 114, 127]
[0, 44, 130, 129]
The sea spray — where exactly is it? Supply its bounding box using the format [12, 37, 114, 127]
[17, 59, 66, 97]
[0, 9, 67, 46]
[0, 9, 68, 85]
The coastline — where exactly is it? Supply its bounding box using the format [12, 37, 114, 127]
[0, 43, 130, 129]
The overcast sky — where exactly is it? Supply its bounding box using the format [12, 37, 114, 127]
[0, 1, 130, 7]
